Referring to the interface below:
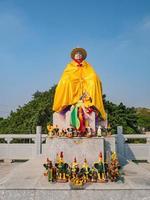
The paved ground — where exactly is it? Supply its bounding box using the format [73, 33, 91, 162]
[0, 159, 150, 200]
[0, 157, 150, 190]
[0, 162, 22, 179]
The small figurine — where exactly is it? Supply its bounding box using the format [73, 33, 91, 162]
[86, 127, 92, 138]
[97, 125, 102, 137]
[55, 152, 69, 182]
[47, 124, 54, 138]
[70, 157, 79, 179]
[47, 160, 57, 182]
[43, 157, 51, 176]
[66, 127, 73, 138]
[108, 152, 120, 182]
[54, 125, 59, 136]
[73, 129, 77, 137]
[80, 158, 90, 183]
[107, 124, 112, 136]
[89, 166, 98, 182]
[94, 152, 106, 183]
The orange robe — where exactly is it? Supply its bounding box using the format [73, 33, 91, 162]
[53, 60, 106, 120]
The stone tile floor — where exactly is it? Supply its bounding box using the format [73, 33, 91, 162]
[0, 158, 150, 189]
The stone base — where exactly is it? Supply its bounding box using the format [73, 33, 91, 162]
[43, 137, 104, 165]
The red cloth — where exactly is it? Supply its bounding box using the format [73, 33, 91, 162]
[73, 58, 83, 66]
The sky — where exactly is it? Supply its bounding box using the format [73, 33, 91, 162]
[0, 0, 150, 118]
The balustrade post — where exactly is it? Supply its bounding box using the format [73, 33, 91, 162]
[146, 133, 150, 163]
[36, 126, 42, 155]
[117, 126, 125, 157]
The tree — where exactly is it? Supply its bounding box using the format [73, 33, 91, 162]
[0, 86, 141, 134]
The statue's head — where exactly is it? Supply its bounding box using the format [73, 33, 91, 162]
[71, 48, 87, 60]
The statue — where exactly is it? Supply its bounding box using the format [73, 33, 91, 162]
[55, 152, 69, 182]
[89, 166, 98, 182]
[108, 152, 120, 182]
[97, 125, 102, 137]
[94, 152, 107, 183]
[53, 48, 106, 133]
[80, 158, 90, 183]
[43, 158, 57, 182]
[70, 157, 79, 179]
[47, 124, 54, 138]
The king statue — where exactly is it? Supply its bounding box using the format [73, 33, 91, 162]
[52, 48, 106, 134]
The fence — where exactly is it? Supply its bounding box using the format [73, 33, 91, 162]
[0, 126, 150, 162]
[116, 126, 150, 162]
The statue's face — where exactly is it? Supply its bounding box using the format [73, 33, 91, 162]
[74, 51, 83, 60]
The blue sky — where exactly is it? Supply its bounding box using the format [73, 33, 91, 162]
[0, 0, 150, 117]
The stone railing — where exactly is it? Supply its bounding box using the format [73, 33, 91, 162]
[116, 126, 150, 162]
[0, 126, 150, 162]
[0, 126, 47, 161]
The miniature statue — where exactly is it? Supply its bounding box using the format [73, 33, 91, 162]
[70, 157, 79, 179]
[86, 127, 92, 137]
[80, 158, 90, 182]
[107, 124, 112, 136]
[55, 152, 69, 182]
[73, 129, 77, 137]
[47, 160, 57, 182]
[97, 125, 102, 137]
[89, 166, 98, 182]
[66, 127, 73, 138]
[43, 157, 51, 176]
[108, 152, 120, 182]
[94, 152, 106, 183]
[47, 124, 54, 138]
[53, 125, 59, 136]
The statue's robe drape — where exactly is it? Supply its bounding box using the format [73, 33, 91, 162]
[53, 60, 106, 120]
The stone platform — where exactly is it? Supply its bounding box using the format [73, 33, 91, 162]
[43, 137, 104, 164]
[0, 155, 150, 200]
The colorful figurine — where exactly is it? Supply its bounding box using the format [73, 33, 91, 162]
[47, 160, 57, 182]
[94, 152, 106, 183]
[66, 127, 73, 138]
[89, 166, 98, 182]
[55, 152, 69, 182]
[80, 158, 90, 182]
[43, 157, 51, 176]
[47, 124, 54, 138]
[70, 157, 79, 179]
[108, 152, 120, 182]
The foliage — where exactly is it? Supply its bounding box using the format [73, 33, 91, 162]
[0, 85, 56, 134]
[136, 108, 150, 131]
[103, 95, 138, 134]
[0, 87, 147, 134]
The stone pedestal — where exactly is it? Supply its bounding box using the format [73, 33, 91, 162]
[43, 137, 104, 165]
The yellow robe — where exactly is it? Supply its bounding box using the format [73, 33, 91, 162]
[53, 60, 106, 120]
